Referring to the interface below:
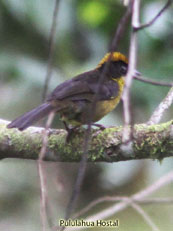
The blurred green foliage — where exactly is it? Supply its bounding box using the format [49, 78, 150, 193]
[77, 1, 110, 27]
[0, 0, 173, 230]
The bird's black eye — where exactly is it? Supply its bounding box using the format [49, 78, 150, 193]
[120, 63, 128, 75]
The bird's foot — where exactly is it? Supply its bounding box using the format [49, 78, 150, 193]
[63, 122, 79, 143]
[91, 123, 106, 130]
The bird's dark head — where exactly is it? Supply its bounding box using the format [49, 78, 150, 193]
[97, 52, 128, 79]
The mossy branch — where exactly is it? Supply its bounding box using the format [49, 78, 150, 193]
[0, 119, 173, 162]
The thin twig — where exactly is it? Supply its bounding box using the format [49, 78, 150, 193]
[73, 196, 173, 219]
[134, 75, 173, 87]
[134, 0, 172, 31]
[121, 0, 139, 145]
[73, 196, 129, 219]
[38, 111, 55, 231]
[39, 1, 59, 228]
[130, 202, 160, 231]
[110, 1, 133, 51]
[73, 195, 173, 220]
[140, 198, 173, 204]
[38, 162, 48, 231]
[64, 171, 173, 231]
[42, 0, 60, 101]
[121, 0, 172, 144]
[75, 196, 160, 231]
[63, 126, 92, 221]
[39, 111, 55, 160]
[148, 87, 173, 125]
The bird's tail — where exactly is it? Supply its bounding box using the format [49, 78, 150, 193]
[7, 103, 54, 131]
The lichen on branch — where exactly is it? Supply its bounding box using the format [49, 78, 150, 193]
[0, 119, 172, 162]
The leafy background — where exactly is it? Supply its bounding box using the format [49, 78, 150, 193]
[0, 0, 173, 230]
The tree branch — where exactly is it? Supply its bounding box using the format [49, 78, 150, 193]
[148, 87, 173, 125]
[63, 170, 173, 231]
[0, 119, 172, 162]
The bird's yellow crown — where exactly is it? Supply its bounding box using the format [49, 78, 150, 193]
[97, 52, 128, 68]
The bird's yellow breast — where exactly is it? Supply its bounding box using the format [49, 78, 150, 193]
[93, 77, 125, 122]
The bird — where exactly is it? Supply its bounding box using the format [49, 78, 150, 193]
[7, 52, 133, 132]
